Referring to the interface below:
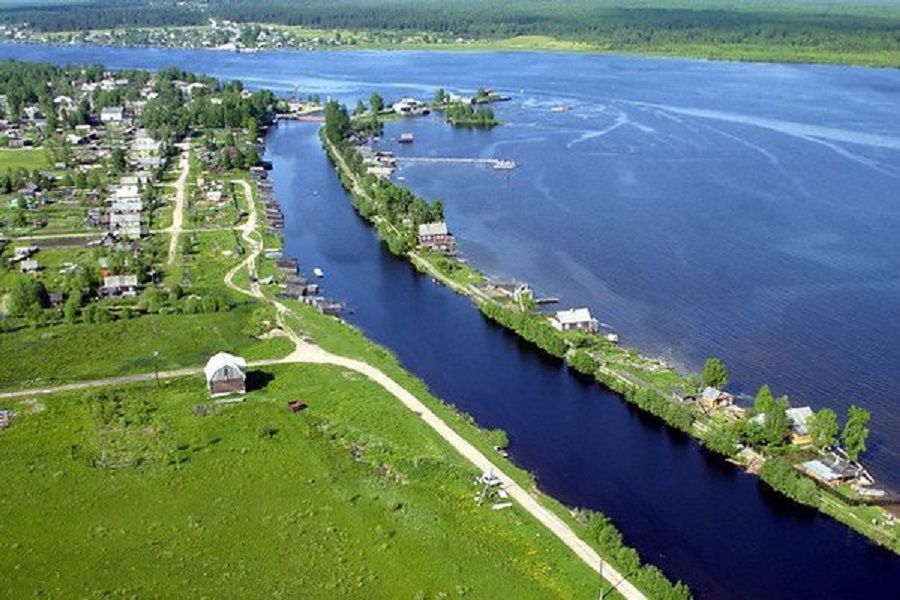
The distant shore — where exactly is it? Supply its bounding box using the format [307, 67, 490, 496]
[3, 27, 900, 69]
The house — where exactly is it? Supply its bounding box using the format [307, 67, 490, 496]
[748, 405, 813, 444]
[100, 107, 125, 123]
[696, 386, 734, 411]
[20, 259, 40, 273]
[549, 308, 599, 333]
[392, 98, 430, 116]
[801, 455, 859, 486]
[786, 406, 815, 445]
[204, 352, 247, 397]
[100, 274, 139, 297]
[417, 221, 455, 251]
[111, 198, 143, 214]
[109, 213, 142, 239]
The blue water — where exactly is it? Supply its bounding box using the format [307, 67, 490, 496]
[4, 44, 900, 597]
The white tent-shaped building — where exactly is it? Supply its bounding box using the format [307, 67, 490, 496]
[204, 352, 247, 397]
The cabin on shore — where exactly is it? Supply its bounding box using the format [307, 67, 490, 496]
[786, 406, 815, 445]
[801, 455, 859, 486]
[204, 352, 247, 397]
[701, 386, 733, 411]
[417, 221, 455, 252]
[549, 308, 598, 333]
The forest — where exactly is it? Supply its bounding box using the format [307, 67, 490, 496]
[2, 0, 899, 59]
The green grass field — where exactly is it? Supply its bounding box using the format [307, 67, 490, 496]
[0, 364, 598, 599]
[0, 305, 293, 390]
[0, 148, 49, 172]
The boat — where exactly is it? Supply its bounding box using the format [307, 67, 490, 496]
[605, 332, 620, 344]
[493, 159, 517, 170]
[551, 105, 574, 112]
[399, 133, 414, 144]
[313, 267, 325, 278]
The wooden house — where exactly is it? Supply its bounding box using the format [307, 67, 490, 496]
[100, 274, 139, 297]
[696, 386, 734, 411]
[786, 406, 815, 445]
[417, 222, 455, 252]
[204, 352, 247, 397]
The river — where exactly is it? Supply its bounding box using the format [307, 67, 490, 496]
[3, 44, 900, 598]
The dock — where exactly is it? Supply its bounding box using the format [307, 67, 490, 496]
[396, 157, 516, 170]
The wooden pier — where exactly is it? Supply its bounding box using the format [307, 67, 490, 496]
[396, 156, 516, 169]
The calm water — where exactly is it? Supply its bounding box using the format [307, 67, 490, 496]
[4, 44, 900, 597]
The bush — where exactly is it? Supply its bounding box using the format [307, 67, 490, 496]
[758, 457, 820, 508]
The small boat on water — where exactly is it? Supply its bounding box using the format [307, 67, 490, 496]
[313, 267, 325, 278]
[551, 105, 574, 112]
[493, 159, 517, 170]
[399, 133, 414, 144]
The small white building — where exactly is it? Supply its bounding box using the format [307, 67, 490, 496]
[549, 308, 599, 333]
[204, 352, 247, 397]
[100, 107, 125, 123]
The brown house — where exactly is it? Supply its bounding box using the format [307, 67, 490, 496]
[204, 352, 247, 397]
[417, 221, 455, 252]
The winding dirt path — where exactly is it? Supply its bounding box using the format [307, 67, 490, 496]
[2, 175, 646, 599]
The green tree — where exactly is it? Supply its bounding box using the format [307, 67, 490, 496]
[808, 408, 839, 450]
[842, 405, 871, 461]
[64, 293, 81, 324]
[7, 276, 48, 317]
[369, 92, 383, 114]
[763, 397, 790, 446]
[753, 384, 775, 415]
[354, 99, 367, 116]
[110, 148, 127, 173]
[701, 357, 729, 389]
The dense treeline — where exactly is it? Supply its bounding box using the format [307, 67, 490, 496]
[4, 0, 899, 56]
[0, 0, 204, 31]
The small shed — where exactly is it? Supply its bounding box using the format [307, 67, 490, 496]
[204, 352, 247, 397]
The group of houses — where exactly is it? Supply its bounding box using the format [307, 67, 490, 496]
[251, 167, 285, 231]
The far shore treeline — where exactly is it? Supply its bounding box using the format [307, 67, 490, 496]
[2, 0, 900, 67]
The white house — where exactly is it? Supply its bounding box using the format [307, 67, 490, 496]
[100, 107, 125, 123]
[549, 308, 599, 333]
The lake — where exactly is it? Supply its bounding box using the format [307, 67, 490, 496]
[3, 44, 900, 598]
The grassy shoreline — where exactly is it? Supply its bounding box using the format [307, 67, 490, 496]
[12, 27, 900, 69]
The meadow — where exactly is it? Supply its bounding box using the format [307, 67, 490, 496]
[0, 363, 599, 599]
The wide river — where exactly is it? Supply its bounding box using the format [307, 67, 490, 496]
[4, 44, 900, 597]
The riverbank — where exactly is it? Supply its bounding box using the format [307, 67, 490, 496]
[320, 111, 900, 556]
[5, 25, 900, 69]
